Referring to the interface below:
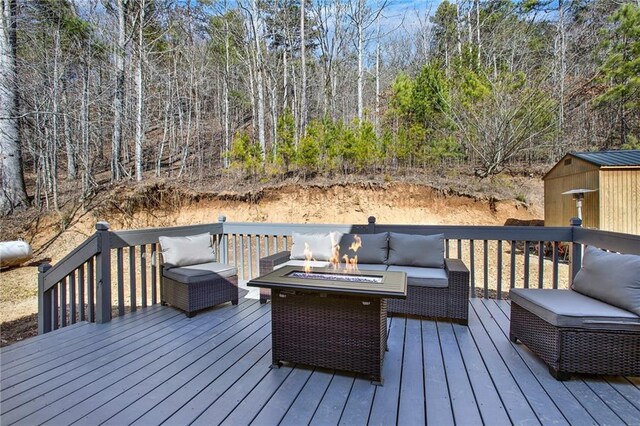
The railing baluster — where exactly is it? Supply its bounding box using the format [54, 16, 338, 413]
[552, 242, 559, 289]
[445, 239, 450, 258]
[256, 236, 261, 277]
[79, 264, 85, 321]
[117, 248, 124, 317]
[129, 246, 137, 311]
[524, 241, 530, 288]
[88, 257, 95, 322]
[140, 244, 147, 308]
[538, 241, 544, 289]
[510, 241, 516, 289]
[457, 239, 462, 259]
[483, 240, 489, 299]
[284, 235, 288, 251]
[53, 285, 59, 330]
[497, 240, 503, 299]
[233, 234, 238, 269]
[69, 271, 76, 324]
[248, 235, 253, 279]
[240, 235, 245, 281]
[129, 246, 136, 315]
[151, 243, 158, 304]
[469, 240, 475, 298]
[61, 278, 67, 327]
[265, 235, 270, 256]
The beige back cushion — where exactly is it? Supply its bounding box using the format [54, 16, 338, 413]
[290, 232, 342, 261]
[158, 233, 216, 269]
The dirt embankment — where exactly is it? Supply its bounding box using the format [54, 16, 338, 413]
[0, 179, 543, 346]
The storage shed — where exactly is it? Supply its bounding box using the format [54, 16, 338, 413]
[543, 150, 640, 234]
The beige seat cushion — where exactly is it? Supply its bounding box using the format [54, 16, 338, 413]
[510, 288, 640, 331]
[163, 262, 237, 284]
[386, 265, 448, 288]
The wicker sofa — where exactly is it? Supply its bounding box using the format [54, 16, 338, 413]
[509, 246, 640, 380]
[159, 233, 239, 317]
[258, 232, 470, 324]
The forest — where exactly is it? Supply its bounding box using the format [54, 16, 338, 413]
[0, 0, 639, 216]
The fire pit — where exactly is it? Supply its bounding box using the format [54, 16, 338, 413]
[285, 270, 383, 284]
[247, 265, 407, 384]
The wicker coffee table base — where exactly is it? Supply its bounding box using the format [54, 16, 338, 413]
[270, 289, 387, 384]
[509, 302, 640, 380]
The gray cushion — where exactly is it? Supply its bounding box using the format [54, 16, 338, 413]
[387, 233, 445, 268]
[158, 233, 216, 269]
[354, 263, 388, 272]
[273, 260, 331, 270]
[386, 265, 448, 288]
[572, 246, 640, 315]
[510, 288, 640, 331]
[338, 233, 389, 264]
[163, 262, 237, 284]
[290, 232, 341, 261]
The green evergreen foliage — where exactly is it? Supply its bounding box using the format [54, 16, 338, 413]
[229, 132, 263, 178]
[595, 2, 640, 146]
[296, 121, 321, 177]
[274, 108, 297, 172]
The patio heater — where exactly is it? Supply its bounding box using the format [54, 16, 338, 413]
[561, 188, 598, 221]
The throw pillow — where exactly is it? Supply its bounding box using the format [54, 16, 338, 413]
[572, 246, 640, 316]
[338, 233, 389, 264]
[387, 232, 445, 268]
[290, 232, 342, 261]
[158, 233, 216, 269]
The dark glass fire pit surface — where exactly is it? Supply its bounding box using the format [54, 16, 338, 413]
[247, 266, 407, 384]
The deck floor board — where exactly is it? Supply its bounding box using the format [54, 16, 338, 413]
[1, 298, 638, 426]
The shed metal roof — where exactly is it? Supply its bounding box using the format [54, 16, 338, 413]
[571, 150, 640, 167]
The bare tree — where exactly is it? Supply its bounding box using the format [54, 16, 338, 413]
[242, 0, 266, 154]
[0, 0, 28, 216]
[299, 0, 307, 134]
[134, 0, 146, 181]
[112, 0, 128, 181]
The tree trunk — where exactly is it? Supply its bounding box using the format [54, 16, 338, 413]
[112, 0, 126, 181]
[0, 0, 28, 215]
[223, 0, 230, 167]
[357, 0, 364, 121]
[249, 0, 266, 154]
[135, 0, 145, 182]
[299, 0, 307, 135]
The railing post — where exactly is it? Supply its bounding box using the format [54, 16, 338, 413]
[569, 217, 582, 288]
[95, 221, 112, 324]
[218, 214, 228, 264]
[368, 216, 376, 234]
[38, 263, 53, 334]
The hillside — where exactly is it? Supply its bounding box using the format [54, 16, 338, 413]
[0, 174, 543, 346]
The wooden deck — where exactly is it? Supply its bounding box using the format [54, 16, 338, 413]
[1, 294, 639, 425]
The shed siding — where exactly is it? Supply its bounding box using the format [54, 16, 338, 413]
[544, 169, 600, 228]
[543, 156, 599, 180]
[599, 169, 640, 234]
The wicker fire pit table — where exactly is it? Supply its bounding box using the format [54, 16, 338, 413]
[247, 265, 407, 385]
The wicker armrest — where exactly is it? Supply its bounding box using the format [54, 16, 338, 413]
[259, 251, 291, 274]
[445, 258, 470, 324]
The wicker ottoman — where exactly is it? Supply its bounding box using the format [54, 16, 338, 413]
[509, 289, 640, 380]
[161, 262, 239, 317]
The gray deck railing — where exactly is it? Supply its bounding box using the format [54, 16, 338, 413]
[37, 216, 640, 334]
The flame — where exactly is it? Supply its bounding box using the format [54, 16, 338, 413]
[349, 235, 362, 253]
[303, 242, 314, 273]
[330, 232, 341, 269]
